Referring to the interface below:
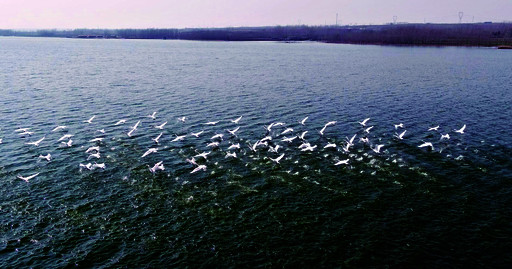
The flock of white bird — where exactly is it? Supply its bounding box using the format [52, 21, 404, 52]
[1, 112, 466, 183]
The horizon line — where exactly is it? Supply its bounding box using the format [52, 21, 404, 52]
[3, 21, 512, 31]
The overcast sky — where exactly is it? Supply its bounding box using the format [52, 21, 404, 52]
[2, 0, 511, 29]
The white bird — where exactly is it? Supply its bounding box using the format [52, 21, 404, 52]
[207, 142, 220, 148]
[298, 142, 311, 149]
[346, 134, 357, 146]
[273, 122, 285, 127]
[141, 148, 158, 158]
[270, 153, 285, 164]
[364, 126, 374, 133]
[418, 142, 434, 150]
[92, 163, 106, 170]
[249, 140, 268, 151]
[149, 161, 165, 173]
[191, 131, 204, 137]
[440, 133, 451, 140]
[58, 134, 73, 141]
[132, 120, 141, 129]
[186, 158, 198, 166]
[152, 132, 163, 144]
[282, 136, 297, 143]
[225, 152, 237, 159]
[25, 136, 45, 146]
[79, 163, 92, 170]
[300, 116, 308, 125]
[268, 144, 281, 153]
[428, 125, 440, 131]
[228, 143, 240, 150]
[281, 128, 293, 135]
[171, 135, 186, 142]
[320, 121, 336, 136]
[17, 173, 39, 182]
[359, 118, 370, 126]
[230, 115, 243, 124]
[372, 144, 384, 153]
[324, 142, 337, 149]
[61, 139, 73, 147]
[227, 127, 240, 136]
[0, 138, 2, 144]
[127, 121, 141, 137]
[211, 134, 224, 140]
[89, 138, 103, 142]
[38, 154, 51, 162]
[87, 152, 101, 160]
[301, 145, 317, 152]
[194, 151, 211, 160]
[114, 119, 127, 125]
[155, 121, 167, 129]
[360, 137, 370, 144]
[335, 159, 349, 166]
[342, 143, 351, 153]
[205, 121, 219, 125]
[18, 131, 34, 136]
[52, 125, 67, 132]
[97, 129, 106, 134]
[299, 131, 308, 140]
[86, 146, 100, 153]
[148, 112, 157, 120]
[394, 130, 407, 140]
[127, 128, 136, 137]
[15, 128, 30, 133]
[261, 136, 272, 142]
[85, 116, 95, 124]
[178, 116, 186, 122]
[394, 123, 404, 129]
[264, 123, 275, 132]
[191, 165, 207, 174]
[454, 124, 466, 134]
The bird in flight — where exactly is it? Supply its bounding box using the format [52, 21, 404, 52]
[148, 112, 157, 120]
[191, 165, 207, 174]
[155, 121, 167, 129]
[428, 125, 440, 131]
[52, 125, 67, 132]
[230, 115, 243, 124]
[372, 144, 384, 153]
[141, 148, 158, 158]
[39, 154, 51, 162]
[17, 173, 39, 182]
[394, 130, 407, 140]
[85, 116, 95, 124]
[320, 121, 336, 136]
[359, 118, 370, 126]
[335, 159, 349, 166]
[270, 153, 285, 164]
[26, 136, 45, 146]
[418, 141, 434, 150]
[300, 116, 309, 125]
[454, 124, 466, 134]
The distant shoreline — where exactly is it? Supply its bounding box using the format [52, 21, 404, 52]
[2, 23, 512, 47]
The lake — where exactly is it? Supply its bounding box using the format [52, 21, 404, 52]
[0, 37, 511, 267]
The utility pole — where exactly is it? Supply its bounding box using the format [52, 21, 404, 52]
[336, 13, 338, 26]
[458, 12, 464, 23]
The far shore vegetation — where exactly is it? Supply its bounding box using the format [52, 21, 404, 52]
[1, 23, 512, 47]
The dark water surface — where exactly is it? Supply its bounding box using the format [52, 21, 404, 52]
[1, 37, 511, 267]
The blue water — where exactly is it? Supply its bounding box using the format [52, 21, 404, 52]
[0, 37, 511, 267]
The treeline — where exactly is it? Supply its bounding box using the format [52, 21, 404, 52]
[1, 23, 512, 46]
